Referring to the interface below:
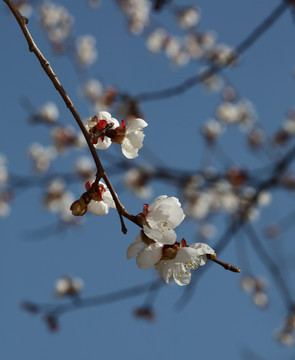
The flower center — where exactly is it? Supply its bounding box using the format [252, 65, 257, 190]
[184, 258, 200, 271]
[161, 221, 171, 232]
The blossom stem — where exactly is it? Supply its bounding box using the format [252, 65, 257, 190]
[3, 0, 132, 233]
[206, 254, 241, 273]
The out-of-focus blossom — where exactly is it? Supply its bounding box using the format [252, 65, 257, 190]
[39, 3, 74, 52]
[15, 1, 33, 18]
[275, 307, 295, 346]
[170, 49, 189, 67]
[164, 36, 181, 59]
[199, 31, 216, 49]
[283, 110, 295, 135]
[0, 194, 10, 217]
[240, 275, 268, 308]
[202, 118, 223, 144]
[75, 157, 95, 180]
[118, 0, 151, 34]
[275, 330, 295, 346]
[140, 195, 185, 245]
[124, 167, 153, 199]
[51, 126, 85, 152]
[43, 178, 78, 223]
[200, 71, 224, 92]
[85, 180, 115, 216]
[43, 178, 66, 211]
[0, 154, 8, 185]
[155, 241, 214, 286]
[55, 276, 84, 297]
[257, 191, 272, 207]
[206, 43, 237, 67]
[185, 33, 204, 60]
[216, 99, 256, 130]
[35, 102, 59, 124]
[82, 81, 117, 113]
[247, 128, 265, 149]
[198, 223, 217, 240]
[76, 35, 98, 67]
[28, 143, 57, 173]
[177, 7, 200, 29]
[146, 28, 167, 53]
[82, 79, 104, 103]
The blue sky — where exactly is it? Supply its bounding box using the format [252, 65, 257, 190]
[1, 1, 295, 359]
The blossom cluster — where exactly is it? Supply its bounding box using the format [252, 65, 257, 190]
[39, 2, 74, 53]
[127, 195, 214, 286]
[85, 111, 148, 159]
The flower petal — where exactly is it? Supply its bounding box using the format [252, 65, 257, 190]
[136, 243, 163, 270]
[126, 118, 148, 133]
[94, 137, 112, 150]
[127, 233, 144, 259]
[87, 199, 110, 215]
[121, 139, 139, 159]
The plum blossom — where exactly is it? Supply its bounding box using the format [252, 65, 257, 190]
[36, 101, 59, 124]
[155, 242, 214, 286]
[127, 231, 163, 270]
[177, 7, 200, 29]
[112, 118, 148, 159]
[55, 276, 84, 297]
[86, 111, 119, 150]
[86, 181, 115, 216]
[76, 35, 98, 67]
[141, 195, 185, 245]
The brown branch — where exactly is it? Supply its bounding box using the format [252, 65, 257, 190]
[207, 254, 241, 273]
[3, 0, 140, 233]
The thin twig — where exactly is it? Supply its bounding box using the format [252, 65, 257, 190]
[3, 0, 137, 233]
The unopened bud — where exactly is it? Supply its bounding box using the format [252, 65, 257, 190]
[70, 196, 89, 216]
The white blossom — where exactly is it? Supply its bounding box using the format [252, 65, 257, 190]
[146, 28, 167, 53]
[38, 102, 59, 124]
[55, 276, 84, 297]
[177, 7, 200, 29]
[142, 195, 185, 245]
[127, 232, 163, 270]
[156, 243, 214, 286]
[120, 118, 148, 159]
[85, 111, 119, 150]
[76, 35, 98, 67]
[87, 181, 115, 216]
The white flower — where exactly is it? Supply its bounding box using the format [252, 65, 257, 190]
[142, 195, 185, 245]
[127, 232, 163, 270]
[38, 102, 59, 123]
[156, 243, 214, 286]
[146, 28, 167, 53]
[86, 111, 119, 150]
[76, 35, 98, 67]
[121, 118, 148, 159]
[177, 7, 200, 29]
[87, 181, 116, 215]
[55, 276, 84, 297]
[28, 143, 56, 172]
